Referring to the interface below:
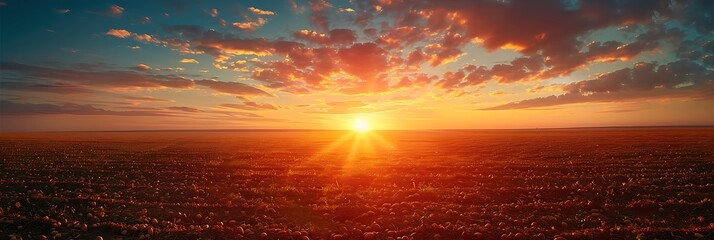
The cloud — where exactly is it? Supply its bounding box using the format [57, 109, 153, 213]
[338, 8, 354, 13]
[326, 100, 367, 108]
[166, 106, 202, 112]
[393, 73, 436, 89]
[0, 100, 171, 116]
[1, 82, 95, 95]
[484, 60, 714, 110]
[2, 62, 274, 98]
[56, 9, 70, 14]
[180, 58, 199, 64]
[372, 0, 680, 81]
[432, 1, 669, 55]
[376, 26, 428, 50]
[156, 26, 276, 62]
[124, 2, 709, 99]
[220, 101, 279, 111]
[337, 43, 388, 80]
[229, 7, 276, 31]
[526, 84, 561, 93]
[1, 62, 195, 90]
[336, 77, 391, 95]
[208, 8, 218, 17]
[287, 0, 305, 14]
[306, 100, 392, 114]
[437, 64, 490, 90]
[293, 29, 356, 45]
[232, 18, 267, 31]
[248, 7, 275, 16]
[489, 89, 508, 96]
[109, 5, 124, 17]
[679, 0, 714, 34]
[308, 0, 332, 31]
[247, 39, 434, 95]
[194, 80, 273, 97]
[133, 64, 153, 71]
[562, 60, 711, 94]
[106, 29, 132, 38]
[124, 96, 171, 102]
[436, 55, 547, 91]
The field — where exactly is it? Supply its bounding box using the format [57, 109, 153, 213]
[1, 128, 713, 239]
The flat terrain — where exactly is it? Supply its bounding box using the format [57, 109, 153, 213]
[1, 128, 713, 239]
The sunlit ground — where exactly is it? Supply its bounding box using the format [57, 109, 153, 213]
[311, 120, 394, 171]
[1, 129, 713, 239]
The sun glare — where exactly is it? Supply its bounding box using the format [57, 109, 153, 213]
[354, 118, 370, 132]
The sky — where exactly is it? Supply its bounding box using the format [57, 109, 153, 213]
[0, 0, 713, 131]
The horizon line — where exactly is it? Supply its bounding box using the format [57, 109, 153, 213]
[1, 124, 713, 133]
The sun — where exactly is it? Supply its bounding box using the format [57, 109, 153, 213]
[353, 118, 370, 132]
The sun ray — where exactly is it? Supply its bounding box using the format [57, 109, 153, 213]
[304, 117, 395, 173]
[367, 131, 393, 150]
[345, 132, 363, 169]
[312, 131, 355, 159]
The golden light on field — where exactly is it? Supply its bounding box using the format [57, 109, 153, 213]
[353, 118, 370, 132]
[309, 117, 393, 171]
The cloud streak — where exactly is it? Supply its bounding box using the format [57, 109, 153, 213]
[485, 60, 714, 110]
[1, 62, 271, 97]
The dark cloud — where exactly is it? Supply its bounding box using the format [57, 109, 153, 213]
[0, 100, 171, 116]
[371, 0, 687, 83]
[484, 60, 714, 110]
[194, 80, 273, 97]
[677, 0, 714, 34]
[309, 0, 332, 31]
[160, 25, 276, 63]
[0, 82, 95, 95]
[1, 62, 271, 98]
[96, 0, 712, 103]
[1, 62, 195, 89]
[124, 96, 171, 102]
[437, 55, 545, 90]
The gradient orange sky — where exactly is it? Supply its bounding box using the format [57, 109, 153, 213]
[1, 0, 713, 131]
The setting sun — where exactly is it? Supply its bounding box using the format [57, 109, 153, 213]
[354, 118, 370, 132]
[1, 1, 712, 239]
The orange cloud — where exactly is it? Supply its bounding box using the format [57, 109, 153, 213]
[337, 43, 388, 80]
[232, 18, 267, 31]
[109, 5, 124, 17]
[106, 29, 131, 38]
[133, 64, 153, 71]
[293, 29, 356, 46]
[180, 58, 199, 64]
[248, 7, 275, 16]
[208, 8, 218, 17]
[338, 8, 355, 13]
